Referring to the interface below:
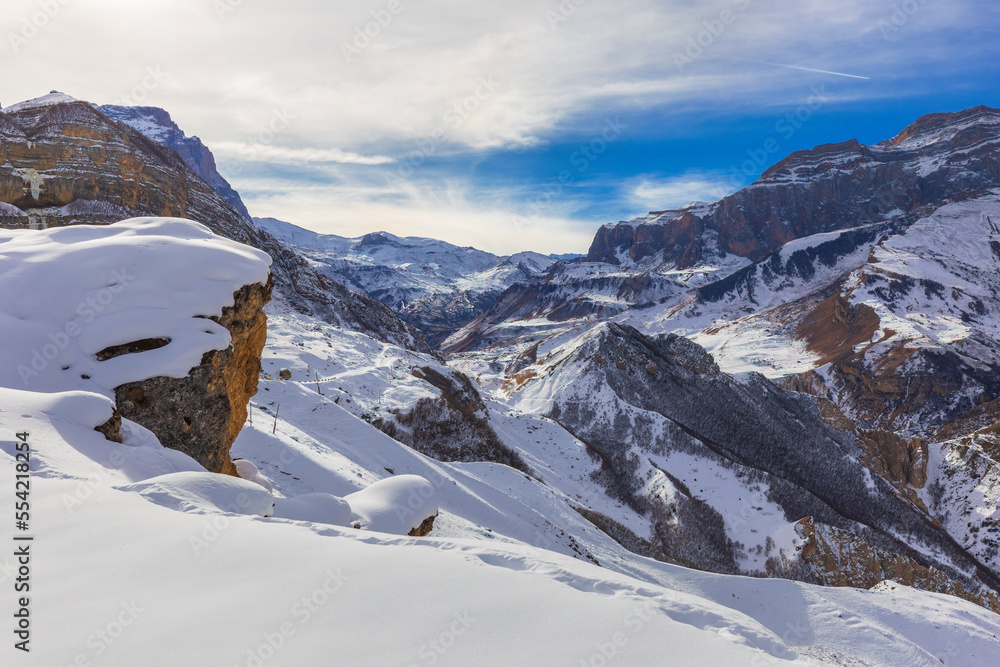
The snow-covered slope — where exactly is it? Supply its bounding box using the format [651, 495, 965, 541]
[4, 253, 1000, 663]
[2, 90, 78, 113]
[5, 387, 999, 666]
[12, 402, 999, 666]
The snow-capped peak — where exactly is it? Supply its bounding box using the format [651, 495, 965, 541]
[876, 104, 1000, 151]
[2, 91, 80, 113]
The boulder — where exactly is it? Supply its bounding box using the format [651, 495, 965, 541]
[114, 277, 272, 475]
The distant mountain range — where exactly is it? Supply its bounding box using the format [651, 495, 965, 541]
[255, 217, 558, 347]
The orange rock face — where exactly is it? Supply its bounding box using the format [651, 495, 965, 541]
[112, 278, 273, 475]
[0, 101, 249, 238]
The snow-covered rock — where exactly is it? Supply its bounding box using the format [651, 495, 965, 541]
[0, 219, 270, 394]
[270, 493, 352, 526]
[0, 217, 273, 473]
[345, 474, 438, 536]
[120, 471, 275, 517]
[233, 458, 274, 493]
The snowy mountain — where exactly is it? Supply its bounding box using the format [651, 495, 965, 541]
[440, 105, 1000, 611]
[4, 92, 1000, 664]
[2, 218, 997, 664]
[255, 216, 558, 346]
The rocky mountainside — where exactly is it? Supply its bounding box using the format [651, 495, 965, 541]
[255, 217, 557, 347]
[0, 93, 430, 354]
[694, 195, 1000, 438]
[587, 105, 1000, 269]
[445, 105, 1000, 610]
[482, 321, 1000, 609]
[99, 104, 251, 219]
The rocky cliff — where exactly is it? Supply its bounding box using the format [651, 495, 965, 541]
[112, 278, 272, 475]
[793, 517, 1000, 613]
[587, 106, 1000, 269]
[99, 104, 251, 220]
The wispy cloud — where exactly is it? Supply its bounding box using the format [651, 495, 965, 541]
[212, 143, 396, 166]
[629, 174, 737, 211]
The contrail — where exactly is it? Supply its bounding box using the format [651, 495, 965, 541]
[745, 60, 871, 80]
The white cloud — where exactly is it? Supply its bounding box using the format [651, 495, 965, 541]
[236, 179, 597, 256]
[630, 175, 737, 211]
[6, 0, 978, 154]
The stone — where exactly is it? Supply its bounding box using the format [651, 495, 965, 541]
[113, 277, 272, 475]
[94, 408, 122, 443]
[408, 514, 437, 537]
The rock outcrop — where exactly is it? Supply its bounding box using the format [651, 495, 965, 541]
[113, 277, 272, 475]
[376, 366, 531, 473]
[407, 514, 437, 537]
[792, 517, 1000, 613]
[94, 408, 123, 443]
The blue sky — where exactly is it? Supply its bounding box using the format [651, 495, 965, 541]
[4, 0, 999, 254]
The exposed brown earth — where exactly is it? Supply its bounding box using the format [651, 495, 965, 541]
[796, 294, 880, 364]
